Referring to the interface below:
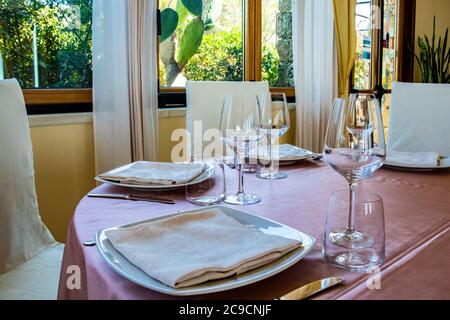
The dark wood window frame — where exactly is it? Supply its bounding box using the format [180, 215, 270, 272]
[23, 89, 92, 115]
[23, 89, 93, 115]
[350, 0, 416, 100]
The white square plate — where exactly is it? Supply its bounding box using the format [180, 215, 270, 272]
[95, 205, 316, 296]
[94, 162, 214, 190]
[249, 144, 314, 163]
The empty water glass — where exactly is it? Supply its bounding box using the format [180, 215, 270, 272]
[323, 190, 385, 272]
[185, 158, 226, 206]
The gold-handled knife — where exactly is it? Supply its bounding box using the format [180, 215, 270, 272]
[87, 193, 175, 205]
[278, 277, 345, 300]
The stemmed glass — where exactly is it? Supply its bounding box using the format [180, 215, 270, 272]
[323, 94, 386, 252]
[257, 93, 291, 180]
[220, 94, 262, 205]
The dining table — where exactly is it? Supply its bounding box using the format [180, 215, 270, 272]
[57, 161, 450, 300]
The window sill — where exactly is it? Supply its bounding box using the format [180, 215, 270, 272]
[27, 108, 187, 127]
[158, 108, 187, 119]
[158, 104, 296, 119]
[28, 113, 93, 128]
[27, 104, 297, 127]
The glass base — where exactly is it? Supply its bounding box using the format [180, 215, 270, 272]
[257, 172, 287, 180]
[187, 196, 225, 206]
[325, 250, 384, 273]
[329, 230, 375, 249]
[243, 164, 258, 173]
[225, 193, 261, 205]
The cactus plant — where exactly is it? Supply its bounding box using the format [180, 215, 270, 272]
[160, 0, 216, 86]
[415, 17, 450, 84]
[160, 8, 178, 42]
[177, 17, 204, 69]
[182, 0, 203, 17]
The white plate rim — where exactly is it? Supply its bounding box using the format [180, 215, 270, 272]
[383, 156, 450, 170]
[95, 205, 316, 296]
[249, 148, 314, 163]
[94, 163, 215, 190]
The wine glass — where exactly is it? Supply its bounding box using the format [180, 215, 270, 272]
[323, 94, 386, 254]
[220, 94, 262, 205]
[256, 93, 291, 180]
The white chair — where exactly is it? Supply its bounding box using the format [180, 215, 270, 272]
[0, 79, 64, 300]
[186, 81, 270, 156]
[388, 82, 450, 155]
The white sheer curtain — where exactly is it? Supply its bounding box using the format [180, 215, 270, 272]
[293, 0, 338, 153]
[93, 0, 158, 174]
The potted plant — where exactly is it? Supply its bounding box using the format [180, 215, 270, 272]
[415, 17, 450, 83]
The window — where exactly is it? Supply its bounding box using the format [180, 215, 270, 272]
[0, 0, 93, 111]
[262, 0, 294, 87]
[159, 0, 243, 87]
[158, 0, 294, 107]
[352, 0, 415, 131]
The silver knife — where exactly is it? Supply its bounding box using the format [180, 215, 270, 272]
[278, 277, 345, 300]
[87, 193, 175, 205]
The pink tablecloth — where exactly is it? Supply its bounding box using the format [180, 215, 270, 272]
[57, 162, 450, 300]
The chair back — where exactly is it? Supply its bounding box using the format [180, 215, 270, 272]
[0, 79, 55, 275]
[388, 82, 450, 155]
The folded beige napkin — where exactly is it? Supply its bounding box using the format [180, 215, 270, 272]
[386, 151, 441, 167]
[251, 144, 311, 161]
[106, 209, 302, 288]
[99, 161, 204, 185]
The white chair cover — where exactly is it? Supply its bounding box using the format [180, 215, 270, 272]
[0, 243, 64, 300]
[186, 81, 270, 157]
[388, 82, 450, 155]
[0, 79, 55, 275]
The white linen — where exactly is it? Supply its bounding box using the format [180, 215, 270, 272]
[293, 0, 338, 153]
[106, 209, 301, 288]
[186, 81, 270, 158]
[388, 82, 450, 155]
[93, 0, 158, 175]
[386, 151, 441, 167]
[251, 144, 312, 161]
[0, 243, 64, 300]
[99, 161, 204, 185]
[0, 79, 56, 275]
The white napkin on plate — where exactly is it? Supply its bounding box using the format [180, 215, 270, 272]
[105, 209, 302, 288]
[386, 151, 441, 167]
[99, 161, 204, 185]
[251, 144, 311, 161]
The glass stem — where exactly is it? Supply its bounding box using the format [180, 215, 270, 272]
[268, 134, 276, 173]
[237, 163, 245, 195]
[347, 182, 358, 233]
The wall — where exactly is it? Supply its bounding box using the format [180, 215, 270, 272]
[414, 0, 450, 82]
[158, 114, 186, 162]
[30, 121, 96, 243]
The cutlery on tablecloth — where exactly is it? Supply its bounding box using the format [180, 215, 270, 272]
[83, 240, 96, 247]
[277, 277, 345, 300]
[305, 151, 323, 161]
[310, 154, 323, 161]
[87, 193, 175, 205]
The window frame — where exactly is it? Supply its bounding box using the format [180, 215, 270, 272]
[350, 0, 416, 100]
[22, 88, 93, 115]
[158, 0, 295, 109]
[0, 2, 93, 115]
[23, 88, 92, 105]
